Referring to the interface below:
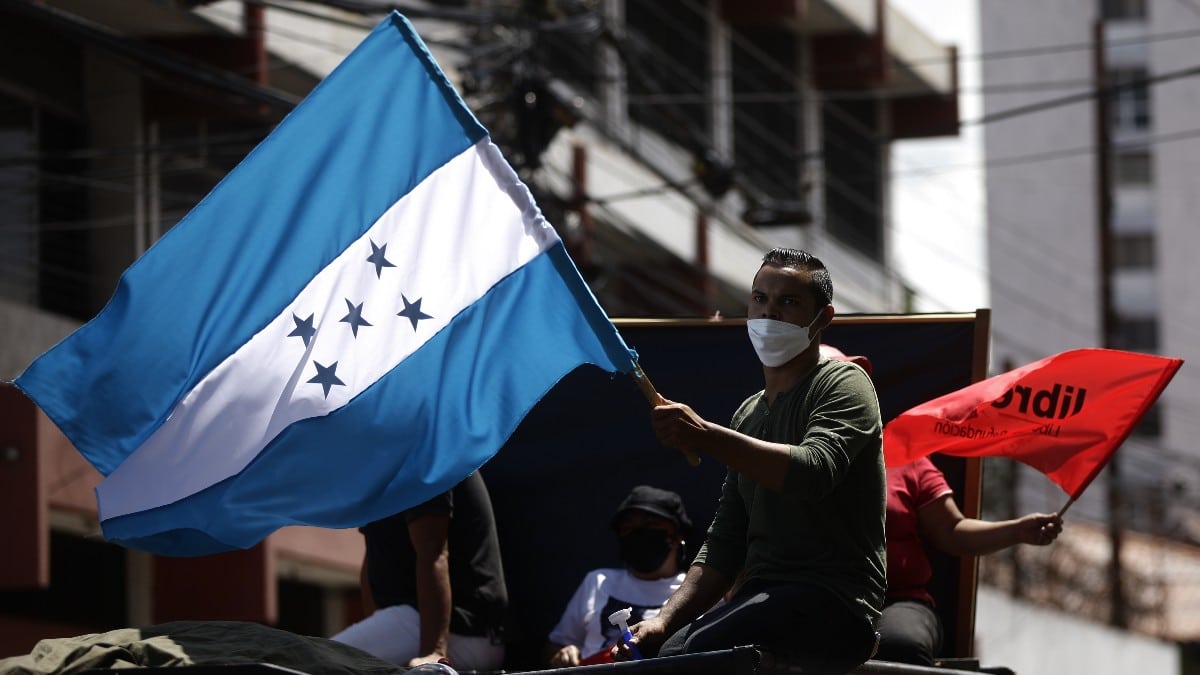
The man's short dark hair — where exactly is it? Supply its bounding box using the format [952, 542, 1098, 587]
[760, 247, 833, 308]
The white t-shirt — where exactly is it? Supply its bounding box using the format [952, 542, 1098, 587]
[547, 568, 685, 660]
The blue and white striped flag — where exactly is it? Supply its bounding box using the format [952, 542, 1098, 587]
[15, 12, 636, 556]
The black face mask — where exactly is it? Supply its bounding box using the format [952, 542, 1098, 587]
[619, 527, 672, 574]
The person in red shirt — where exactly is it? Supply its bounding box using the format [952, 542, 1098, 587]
[879, 456, 1062, 665]
[819, 345, 1064, 666]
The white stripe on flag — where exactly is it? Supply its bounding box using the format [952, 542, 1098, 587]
[97, 139, 556, 520]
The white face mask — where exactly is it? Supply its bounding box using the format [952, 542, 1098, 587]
[746, 315, 821, 367]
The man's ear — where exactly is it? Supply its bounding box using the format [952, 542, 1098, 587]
[815, 304, 835, 332]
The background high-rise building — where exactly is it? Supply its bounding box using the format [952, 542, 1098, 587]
[980, 0, 1200, 650]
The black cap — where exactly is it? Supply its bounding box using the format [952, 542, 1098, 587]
[611, 485, 693, 536]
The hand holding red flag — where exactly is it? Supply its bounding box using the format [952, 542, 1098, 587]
[883, 348, 1183, 500]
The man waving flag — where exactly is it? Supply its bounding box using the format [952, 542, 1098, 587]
[15, 12, 637, 556]
[884, 348, 1182, 501]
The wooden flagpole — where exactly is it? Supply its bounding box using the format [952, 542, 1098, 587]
[632, 364, 701, 467]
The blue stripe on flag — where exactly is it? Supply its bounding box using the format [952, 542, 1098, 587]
[16, 13, 487, 476]
[101, 242, 633, 554]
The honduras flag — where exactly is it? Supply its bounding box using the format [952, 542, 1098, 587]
[14, 13, 637, 556]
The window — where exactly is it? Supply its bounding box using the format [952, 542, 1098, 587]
[155, 119, 265, 233]
[823, 99, 883, 261]
[0, 96, 36, 306]
[277, 579, 329, 637]
[1111, 316, 1158, 351]
[1109, 68, 1150, 131]
[0, 92, 90, 319]
[0, 532, 128, 629]
[537, 11, 599, 97]
[1114, 151, 1152, 184]
[1113, 233, 1155, 269]
[731, 27, 804, 203]
[1131, 402, 1161, 437]
[1101, 0, 1146, 19]
[625, 0, 708, 151]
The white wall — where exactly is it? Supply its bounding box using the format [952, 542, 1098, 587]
[1148, 0, 1200, 479]
[975, 587, 1179, 675]
[980, 1, 1101, 367]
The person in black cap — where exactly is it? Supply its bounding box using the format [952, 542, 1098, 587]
[544, 485, 695, 667]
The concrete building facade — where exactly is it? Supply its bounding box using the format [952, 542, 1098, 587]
[980, 0, 1200, 653]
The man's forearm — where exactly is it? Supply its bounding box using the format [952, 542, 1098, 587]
[694, 425, 791, 492]
[414, 556, 452, 657]
[655, 563, 731, 634]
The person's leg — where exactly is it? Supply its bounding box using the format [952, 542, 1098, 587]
[657, 598, 742, 657]
[446, 633, 504, 671]
[329, 604, 421, 665]
[657, 582, 873, 669]
[873, 600, 942, 666]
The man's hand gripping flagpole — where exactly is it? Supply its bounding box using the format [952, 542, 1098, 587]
[632, 364, 701, 467]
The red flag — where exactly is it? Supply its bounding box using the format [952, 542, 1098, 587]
[884, 348, 1182, 499]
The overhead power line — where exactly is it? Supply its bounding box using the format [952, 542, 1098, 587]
[964, 62, 1200, 127]
[917, 25, 1200, 66]
[892, 125, 1200, 177]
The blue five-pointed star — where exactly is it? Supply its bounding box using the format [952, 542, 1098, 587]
[288, 313, 316, 347]
[397, 294, 433, 330]
[340, 298, 372, 337]
[366, 239, 396, 278]
[308, 361, 345, 399]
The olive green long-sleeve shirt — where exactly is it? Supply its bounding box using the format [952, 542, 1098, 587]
[694, 358, 886, 626]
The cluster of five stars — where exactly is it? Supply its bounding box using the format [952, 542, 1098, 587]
[289, 240, 434, 398]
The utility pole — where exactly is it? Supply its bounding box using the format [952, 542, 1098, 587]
[1094, 18, 1127, 630]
